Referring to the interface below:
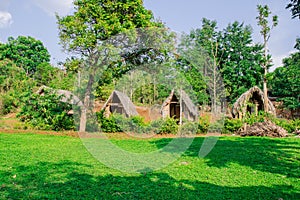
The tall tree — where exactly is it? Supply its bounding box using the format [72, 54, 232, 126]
[286, 0, 300, 19]
[256, 4, 278, 112]
[0, 36, 50, 75]
[57, 0, 163, 132]
[180, 19, 265, 106]
[188, 18, 223, 113]
[219, 21, 264, 102]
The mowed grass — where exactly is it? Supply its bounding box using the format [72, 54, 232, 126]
[0, 133, 299, 200]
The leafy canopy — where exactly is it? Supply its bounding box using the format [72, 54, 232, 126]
[269, 39, 300, 111]
[57, 0, 162, 56]
[0, 36, 50, 75]
[180, 18, 264, 103]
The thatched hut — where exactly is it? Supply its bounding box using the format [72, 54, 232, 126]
[232, 86, 276, 119]
[161, 90, 198, 121]
[37, 85, 83, 106]
[101, 90, 138, 117]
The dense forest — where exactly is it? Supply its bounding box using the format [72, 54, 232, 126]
[0, 0, 299, 134]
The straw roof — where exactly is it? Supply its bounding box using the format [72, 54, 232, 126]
[161, 89, 198, 119]
[37, 85, 83, 106]
[232, 86, 276, 118]
[101, 90, 138, 117]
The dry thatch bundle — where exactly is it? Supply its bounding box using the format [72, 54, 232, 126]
[232, 86, 276, 119]
[238, 120, 288, 137]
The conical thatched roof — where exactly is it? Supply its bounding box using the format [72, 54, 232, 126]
[161, 89, 198, 120]
[232, 86, 276, 118]
[101, 90, 138, 117]
[37, 85, 83, 106]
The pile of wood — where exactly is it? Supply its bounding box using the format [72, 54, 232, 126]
[238, 120, 288, 137]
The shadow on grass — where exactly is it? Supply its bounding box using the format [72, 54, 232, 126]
[0, 160, 299, 199]
[152, 137, 300, 178]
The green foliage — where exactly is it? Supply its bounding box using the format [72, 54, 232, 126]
[198, 114, 210, 133]
[286, 0, 300, 19]
[269, 43, 300, 113]
[57, 0, 167, 132]
[96, 111, 122, 133]
[0, 59, 37, 115]
[0, 59, 28, 92]
[243, 111, 270, 125]
[33, 63, 60, 86]
[0, 36, 50, 75]
[57, 0, 162, 55]
[221, 112, 300, 134]
[219, 22, 264, 102]
[0, 92, 18, 115]
[97, 112, 180, 134]
[17, 90, 74, 131]
[180, 18, 265, 103]
[273, 118, 300, 133]
[155, 117, 178, 134]
[223, 118, 243, 134]
[180, 121, 200, 135]
[175, 57, 209, 105]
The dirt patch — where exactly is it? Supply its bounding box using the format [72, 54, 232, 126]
[0, 128, 79, 137]
[136, 106, 161, 122]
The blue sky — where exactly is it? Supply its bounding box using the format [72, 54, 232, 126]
[0, 0, 299, 70]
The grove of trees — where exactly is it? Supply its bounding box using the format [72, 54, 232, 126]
[0, 0, 299, 132]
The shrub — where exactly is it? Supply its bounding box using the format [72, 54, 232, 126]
[273, 118, 299, 133]
[17, 90, 74, 131]
[198, 114, 210, 133]
[180, 122, 199, 135]
[243, 111, 271, 125]
[222, 118, 243, 134]
[0, 93, 18, 115]
[97, 112, 150, 133]
[96, 111, 122, 133]
[148, 117, 178, 134]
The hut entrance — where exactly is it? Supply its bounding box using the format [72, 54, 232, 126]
[246, 91, 263, 116]
[161, 90, 198, 122]
[110, 103, 124, 115]
[170, 102, 180, 119]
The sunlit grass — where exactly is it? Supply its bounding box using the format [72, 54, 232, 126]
[0, 133, 299, 199]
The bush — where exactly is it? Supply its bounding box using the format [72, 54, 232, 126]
[243, 111, 271, 125]
[97, 112, 151, 133]
[96, 111, 122, 133]
[157, 117, 179, 134]
[0, 93, 18, 115]
[222, 118, 243, 134]
[180, 122, 199, 135]
[17, 90, 74, 131]
[198, 114, 210, 133]
[273, 118, 300, 133]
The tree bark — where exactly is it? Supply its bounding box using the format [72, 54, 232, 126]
[263, 38, 269, 113]
[79, 74, 94, 133]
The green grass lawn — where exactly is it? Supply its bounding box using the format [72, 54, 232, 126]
[0, 133, 299, 199]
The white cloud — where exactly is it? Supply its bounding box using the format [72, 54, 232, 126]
[31, 0, 73, 16]
[0, 11, 12, 28]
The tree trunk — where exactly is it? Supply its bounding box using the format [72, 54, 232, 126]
[263, 38, 269, 113]
[79, 74, 94, 133]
